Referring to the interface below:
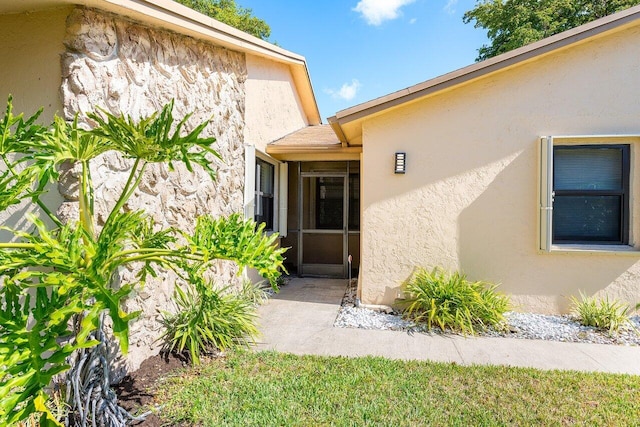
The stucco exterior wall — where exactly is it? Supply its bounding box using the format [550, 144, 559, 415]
[245, 54, 308, 152]
[0, 8, 68, 240]
[0, 8, 67, 120]
[243, 54, 306, 284]
[360, 24, 640, 313]
[61, 7, 247, 370]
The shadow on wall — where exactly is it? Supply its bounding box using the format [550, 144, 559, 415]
[0, 204, 33, 242]
[457, 146, 639, 313]
[0, 185, 64, 242]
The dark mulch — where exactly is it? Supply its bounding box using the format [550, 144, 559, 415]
[113, 352, 188, 427]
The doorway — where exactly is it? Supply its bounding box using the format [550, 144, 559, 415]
[282, 161, 359, 278]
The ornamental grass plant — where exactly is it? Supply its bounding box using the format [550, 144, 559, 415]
[570, 292, 631, 333]
[159, 280, 259, 365]
[239, 279, 272, 306]
[397, 267, 509, 334]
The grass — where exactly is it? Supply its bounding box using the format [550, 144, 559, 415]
[153, 350, 640, 426]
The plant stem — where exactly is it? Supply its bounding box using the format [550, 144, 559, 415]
[0, 242, 36, 249]
[101, 158, 145, 231]
[86, 163, 95, 224]
[78, 160, 94, 238]
[109, 250, 202, 265]
[117, 256, 173, 265]
[35, 201, 63, 228]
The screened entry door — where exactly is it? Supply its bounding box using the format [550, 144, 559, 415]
[299, 173, 348, 277]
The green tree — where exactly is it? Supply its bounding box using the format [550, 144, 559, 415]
[463, 0, 640, 61]
[174, 0, 271, 40]
[0, 98, 285, 426]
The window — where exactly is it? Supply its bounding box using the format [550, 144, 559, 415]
[255, 158, 275, 231]
[540, 137, 631, 251]
[314, 176, 344, 230]
[553, 145, 629, 244]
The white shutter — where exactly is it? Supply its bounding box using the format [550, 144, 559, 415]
[278, 162, 288, 238]
[244, 145, 256, 220]
[539, 137, 554, 252]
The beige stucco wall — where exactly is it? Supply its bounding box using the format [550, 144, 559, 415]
[0, 8, 68, 240]
[0, 8, 67, 120]
[243, 54, 306, 283]
[245, 54, 308, 152]
[360, 23, 640, 313]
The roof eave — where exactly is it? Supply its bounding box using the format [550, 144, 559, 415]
[328, 117, 349, 146]
[2, 0, 322, 125]
[266, 144, 362, 161]
[332, 5, 640, 130]
[115, 0, 323, 125]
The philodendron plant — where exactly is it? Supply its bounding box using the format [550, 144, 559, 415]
[0, 98, 285, 426]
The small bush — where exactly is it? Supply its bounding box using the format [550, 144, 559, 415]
[160, 281, 259, 364]
[570, 292, 630, 333]
[396, 267, 509, 334]
[238, 279, 273, 306]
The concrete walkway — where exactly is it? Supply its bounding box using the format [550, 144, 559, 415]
[255, 277, 640, 375]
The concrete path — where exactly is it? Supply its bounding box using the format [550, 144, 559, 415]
[255, 277, 640, 375]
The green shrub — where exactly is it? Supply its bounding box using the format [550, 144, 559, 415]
[396, 267, 510, 334]
[0, 99, 286, 425]
[570, 292, 630, 333]
[238, 279, 272, 306]
[160, 279, 259, 364]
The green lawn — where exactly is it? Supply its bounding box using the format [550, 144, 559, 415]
[153, 350, 639, 426]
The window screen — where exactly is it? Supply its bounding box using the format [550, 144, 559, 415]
[552, 145, 629, 244]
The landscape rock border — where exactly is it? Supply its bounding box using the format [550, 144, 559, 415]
[335, 281, 640, 346]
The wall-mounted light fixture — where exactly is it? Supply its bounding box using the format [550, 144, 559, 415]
[394, 152, 406, 174]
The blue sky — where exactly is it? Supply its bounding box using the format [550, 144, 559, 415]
[239, 0, 489, 122]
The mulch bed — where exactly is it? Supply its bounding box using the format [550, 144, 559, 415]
[113, 352, 188, 426]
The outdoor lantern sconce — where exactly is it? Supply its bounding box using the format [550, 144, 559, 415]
[394, 152, 406, 174]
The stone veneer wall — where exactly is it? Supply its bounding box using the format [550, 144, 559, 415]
[60, 7, 247, 371]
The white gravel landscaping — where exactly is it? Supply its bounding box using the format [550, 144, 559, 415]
[334, 282, 640, 346]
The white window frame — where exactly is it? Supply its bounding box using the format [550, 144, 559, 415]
[539, 135, 639, 254]
[244, 145, 287, 237]
[255, 157, 275, 231]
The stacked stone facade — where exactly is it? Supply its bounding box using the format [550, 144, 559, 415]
[59, 7, 247, 370]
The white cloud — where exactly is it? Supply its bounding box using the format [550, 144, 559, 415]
[353, 0, 416, 26]
[444, 0, 458, 15]
[325, 79, 362, 101]
[409, 18, 417, 24]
